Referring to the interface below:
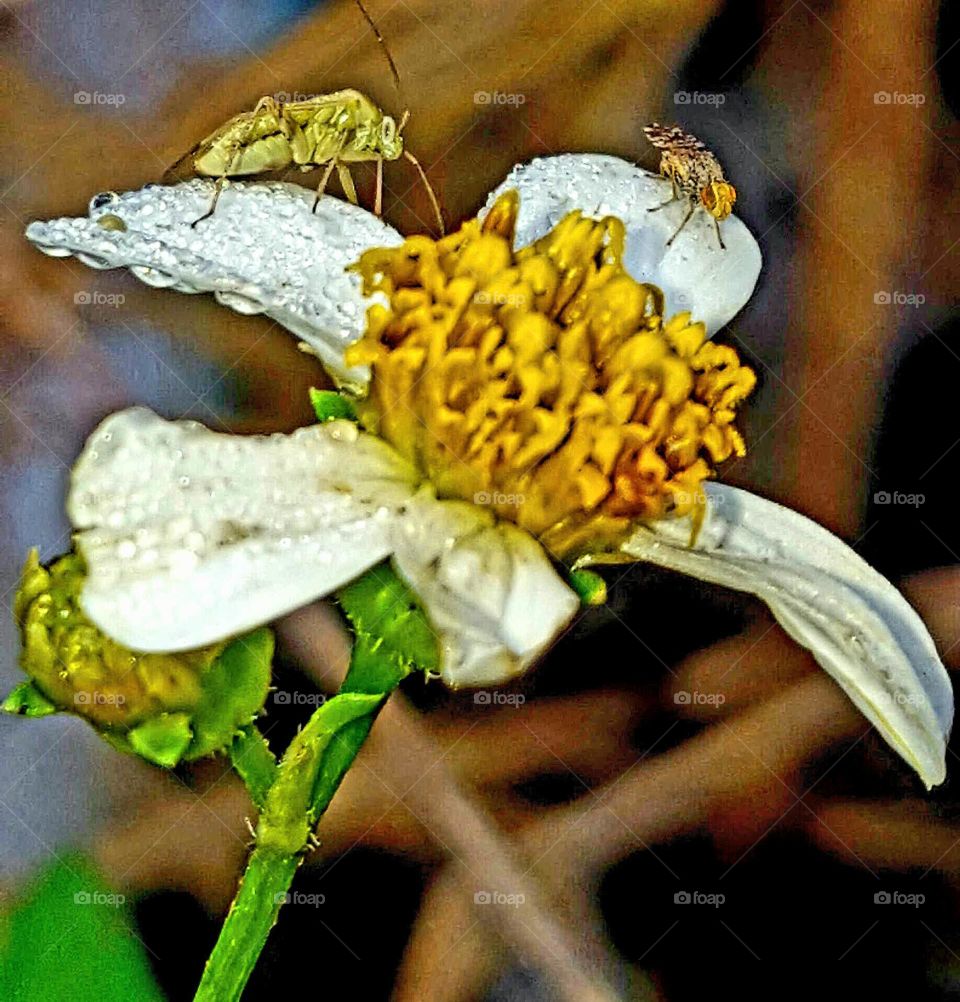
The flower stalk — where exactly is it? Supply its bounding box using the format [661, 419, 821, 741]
[194, 564, 431, 1001]
[194, 646, 403, 1001]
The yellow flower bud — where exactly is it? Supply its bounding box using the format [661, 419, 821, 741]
[11, 551, 271, 766]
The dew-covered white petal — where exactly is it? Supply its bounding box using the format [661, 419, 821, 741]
[483, 154, 762, 336]
[69, 408, 418, 652]
[579, 482, 953, 788]
[391, 491, 580, 688]
[68, 409, 578, 685]
[25, 181, 403, 391]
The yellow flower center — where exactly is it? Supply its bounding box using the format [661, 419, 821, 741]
[346, 191, 756, 558]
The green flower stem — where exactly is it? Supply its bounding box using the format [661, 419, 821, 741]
[193, 846, 299, 1002]
[193, 636, 408, 1002]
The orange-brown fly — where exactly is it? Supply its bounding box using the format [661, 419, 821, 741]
[644, 123, 736, 249]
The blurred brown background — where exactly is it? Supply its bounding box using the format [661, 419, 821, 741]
[2, 1, 960, 999]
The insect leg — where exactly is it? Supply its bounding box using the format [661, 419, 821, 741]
[191, 99, 279, 225]
[647, 177, 680, 213]
[648, 197, 677, 213]
[337, 163, 359, 205]
[312, 158, 340, 212]
[374, 157, 383, 216]
[665, 202, 696, 247]
[191, 137, 249, 225]
[190, 176, 227, 228]
[403, 150, 445, 235]
[311, 132, 350, 212]
[712, 216, 726, 251]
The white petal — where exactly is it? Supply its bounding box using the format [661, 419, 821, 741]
[392, 491, 580, 688]
[483, 154, 762, 336]
[25, 181, 403, 391]
[580, 482, 953, 788]
[69, 409, 578, 686]
[69, 408, 417, 651]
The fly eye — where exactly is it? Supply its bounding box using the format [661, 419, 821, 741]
[381, 117, 397, 144]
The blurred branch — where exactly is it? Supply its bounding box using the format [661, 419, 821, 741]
[780, 0, 941, 534]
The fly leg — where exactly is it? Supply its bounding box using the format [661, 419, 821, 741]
[374, 156, 383, 215]
[648, 176, 680, 213]
[712, 216, 726, 251]
[665, 201, 696, 247]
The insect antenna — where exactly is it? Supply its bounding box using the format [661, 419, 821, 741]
[353, 0, 403, 102]
[403, 149, 444, 235]
[353, 0, 444, 234]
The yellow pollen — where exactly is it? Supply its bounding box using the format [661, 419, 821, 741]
[346, 190, 756, 558]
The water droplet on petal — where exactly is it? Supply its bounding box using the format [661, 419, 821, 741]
[75, 252, 111, 269]
[169, 549, 199, 574]
[130, 265, 179, 288]
[89, 191, 120, 213]
[215, 290, 266, 315]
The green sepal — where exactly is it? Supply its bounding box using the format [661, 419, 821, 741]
[309, 387, 357, 423]
[337, 562, 439, 678]
[106, 632, 273, 768]
[127, 713, 193, 768]
[257, 692, 382, 854]
[2, 680, 58, 718]
[568, 568, 608, 606]
[186, 628, 274, 760]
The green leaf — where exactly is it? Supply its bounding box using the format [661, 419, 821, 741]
[187, 628, 274, 760]
[0, 853, 165, 1002]
[309, 387, 357, 423]
[337, 563, 438, 682]
[2, 680, 57, 718]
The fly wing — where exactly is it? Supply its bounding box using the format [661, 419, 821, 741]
[643, 123, 708, 154]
